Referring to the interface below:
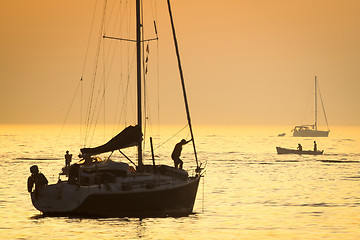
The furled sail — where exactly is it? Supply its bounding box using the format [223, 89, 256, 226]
[80, 125, 142, 156]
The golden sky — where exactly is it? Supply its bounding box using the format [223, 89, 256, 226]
[1, 0, 359, 125]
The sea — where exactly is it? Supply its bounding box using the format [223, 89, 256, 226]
[0, 124, 359, 239]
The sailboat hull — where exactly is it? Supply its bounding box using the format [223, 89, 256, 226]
[31, 175, 201, 218]
[293, 129, 329, 137]
[76, 176, 200, 217]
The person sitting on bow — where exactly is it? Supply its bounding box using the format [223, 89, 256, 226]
[27, 165, 48, 199]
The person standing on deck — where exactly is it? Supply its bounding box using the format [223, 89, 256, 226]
[171, 139, 192, 169]
[65, 150, 72, 167]
[314, 141, 317, 151]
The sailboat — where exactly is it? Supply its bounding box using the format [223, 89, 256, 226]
[28, 0, 204, 217]
[292, 76, 330, 137]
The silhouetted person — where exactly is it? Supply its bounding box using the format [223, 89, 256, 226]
[27, 165, 48, 199]
[297, 143, 303, 151]
[171, 139, 192, 169]
[314, 141, 317, 151]
[65, 150, 72, 167]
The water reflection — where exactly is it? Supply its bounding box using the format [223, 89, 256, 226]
[1, 125, 360, 239]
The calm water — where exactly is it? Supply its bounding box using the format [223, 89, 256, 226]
[0, 125, 360, 239]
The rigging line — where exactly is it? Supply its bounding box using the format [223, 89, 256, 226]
[149, 0, 158, 28]
[119, 0, 134, 129]
[100, 20, 127, 133]
[83, 1, 131, 146]
[83, 6, 104, 143]
[99, 12, 132, 138]
[119, 150, 137, 167]
[81, 0, 99, 78]
[111, 41, 135, 131]
[125, 48, 138, 122]
[80, 77, 83, 145]
[100, 1, 107, 139]
[87, 72, 115, 148]
[102, 29, 106, 140]
[52, 80, 82, 156]
[84, 0, 108, 147]
[103, 36, 158, 42]
[110, 0, 131, 132]
[151, 0, 160, 149]
[115, 47, 137, 129]
[103, 0, 116, 32]
[112, 46, 138, 132]
[107, 0, 136, 131]
[112, 48, 124, 131]
[80, 0, 99, 144]
[156, 31, 160, 151]
[88, 93, 106, 147]
[88, 53, 118, 147]
[104, 37, 155, 135]
[104, 0, 128, 41]
[89, 39, 126, 146]
[202, 172, 205, 213]
[153, 124, 189, 150]
[84, 39, 102, 145]
[317, 80, 330, 131]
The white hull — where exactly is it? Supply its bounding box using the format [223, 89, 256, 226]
[293, 129, 329, 137]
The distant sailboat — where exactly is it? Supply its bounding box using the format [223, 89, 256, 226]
[292, 76, 330, 137]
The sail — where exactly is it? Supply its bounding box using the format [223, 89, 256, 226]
[80, 125, 142, 156]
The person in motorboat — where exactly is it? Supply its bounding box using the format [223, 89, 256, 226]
[314, 141, 317, 151]
[27, 165, 48, 199]
[297, 143, 303, 151]
[171, 139, 192, 169]
[65, 150, 72, 166]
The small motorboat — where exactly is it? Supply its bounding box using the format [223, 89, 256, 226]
[276, 146, 324, 155]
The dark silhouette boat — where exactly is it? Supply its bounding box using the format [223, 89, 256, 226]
[29, 0, 204, 218]
[276, 146, 324, 155]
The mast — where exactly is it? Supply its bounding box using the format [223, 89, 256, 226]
[314, 76, 317, 131]
[136, 0, 143, 167]
[167, 0, 199, 169]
